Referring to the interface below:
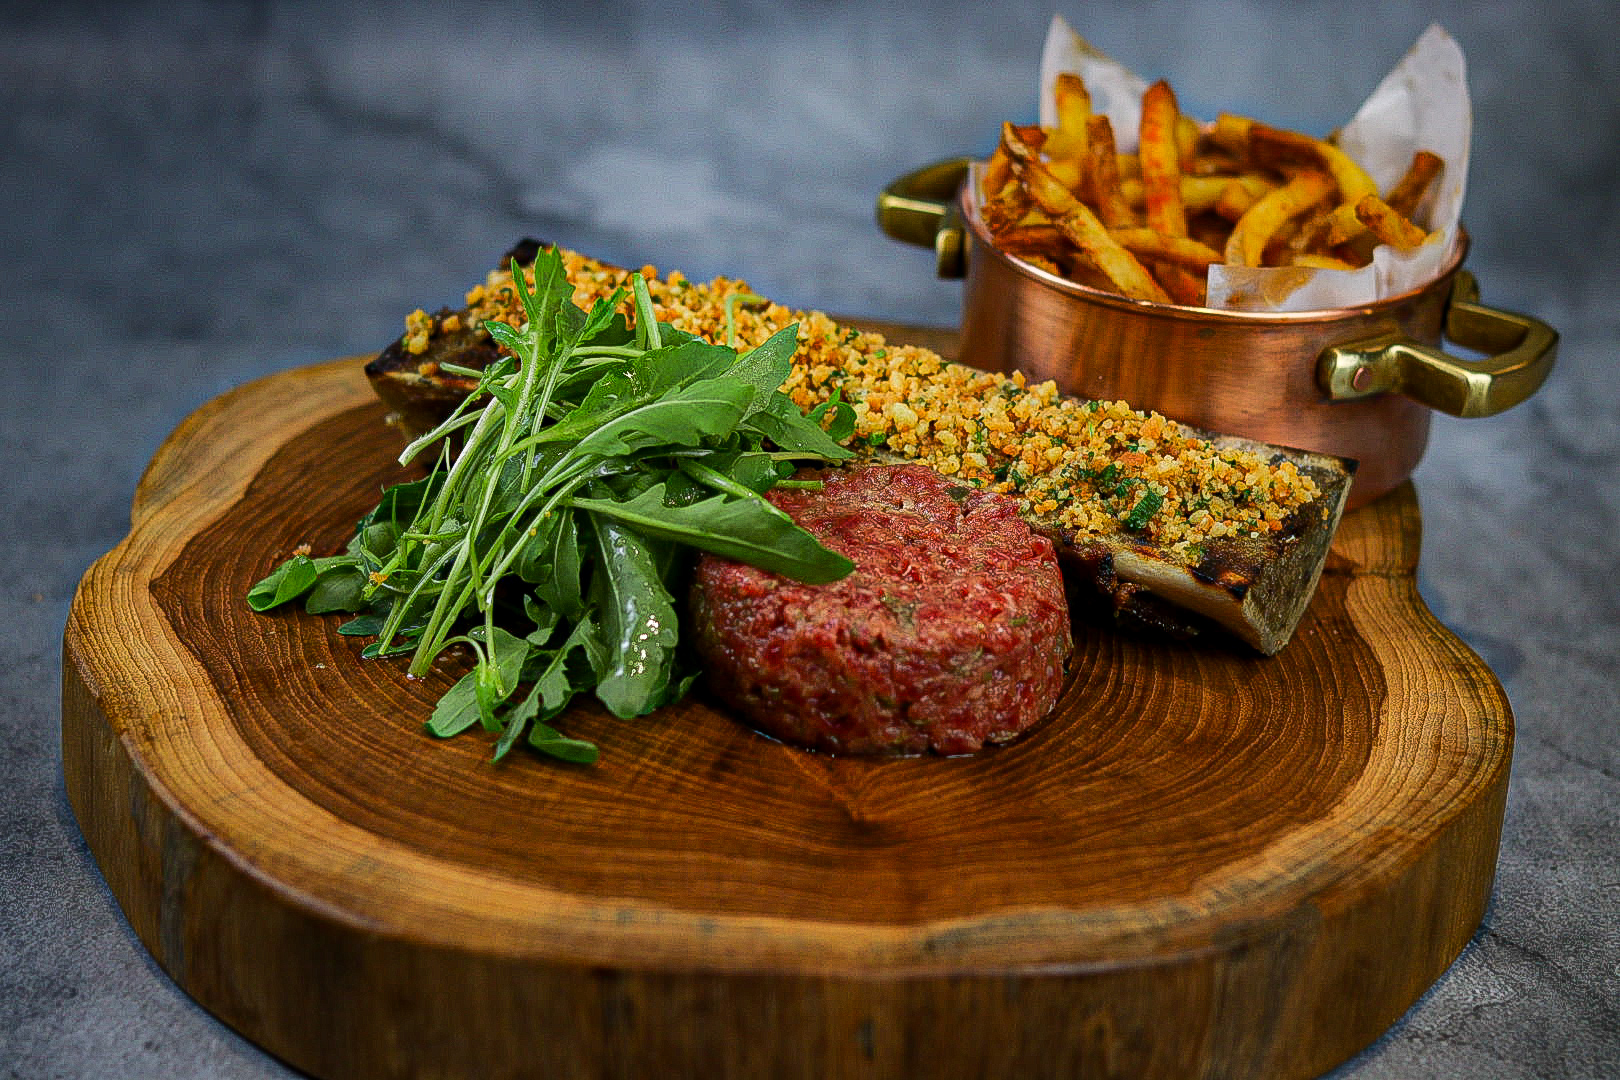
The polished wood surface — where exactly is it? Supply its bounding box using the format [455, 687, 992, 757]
[62, 331, 1512, 1079]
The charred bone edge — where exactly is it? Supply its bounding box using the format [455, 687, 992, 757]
[364, 240, 1356, 656]
[1059, 447, 1353, 656]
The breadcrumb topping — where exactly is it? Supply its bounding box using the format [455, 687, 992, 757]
[410, 247, 1323, 560]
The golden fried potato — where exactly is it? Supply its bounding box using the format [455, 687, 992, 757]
[1000, 123, 1171, 303]
[1044, 72, 1094, 164]
[1249, 123, 1378, 205]
[1353, 194, 1430, 250]
[1385, 149, 1444, 218]
[1085, 115, 1136, 229]
[1138, 80, 1188, 238]
[1225, 170, 1335, 266]
[1110, 228, 1225, 268]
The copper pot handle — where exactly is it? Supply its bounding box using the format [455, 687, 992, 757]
[876, 157, 972, 279]
[1317, 270, 1558, 417]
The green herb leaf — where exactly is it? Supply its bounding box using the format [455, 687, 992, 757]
[807, 386, 856, 442]
[573, 377, 754, 458]
[360, 637, 418, 659]
[427, 670, 482, 737]
[468, 625, 530, 729]
[337, 613, 387, 636]
[527, 721, 599, 764]
[305, 563, 368, 614]
[247, 554, 319, 611]
[571, 483, 854, 584]
[588, 515, 679, 718]
[1124, 488, 1164, 531]
[729, 325, 800, 409]
[744, 392, 854, 459]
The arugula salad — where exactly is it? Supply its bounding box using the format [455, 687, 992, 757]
[248, 247, 856, 763]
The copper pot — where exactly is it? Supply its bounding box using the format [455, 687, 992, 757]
[877, 158, 1557, 508]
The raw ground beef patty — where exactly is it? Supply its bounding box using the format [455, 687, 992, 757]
[688, 464, 1073, 755]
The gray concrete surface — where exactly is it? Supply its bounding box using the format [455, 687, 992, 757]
[2, 1, 1615, 1076]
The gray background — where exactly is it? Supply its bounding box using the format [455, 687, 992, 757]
[3, 1, 1615, 1077]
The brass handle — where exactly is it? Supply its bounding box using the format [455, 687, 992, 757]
[875, 157, 973, 280]
[1318, 270, 1558, 417]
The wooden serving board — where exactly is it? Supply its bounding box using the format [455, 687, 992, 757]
[63, 332, 1512, 1080]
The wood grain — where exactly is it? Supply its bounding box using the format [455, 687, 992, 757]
[62, 332, 1512, 1080]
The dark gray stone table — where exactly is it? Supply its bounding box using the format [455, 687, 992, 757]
[3, 2, 1615, 1076]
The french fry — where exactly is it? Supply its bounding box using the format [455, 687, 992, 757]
[1122, 173, 1274, 216]
[1188, 213, 1233, 253]
[1182, 175, 1255, 213]
[1288, 210, 1338, 258]
[984, 127, 1047, 201]
[1290, 252, 1361, 271]
[1138, 80, 1188, 237]
[1110, 229, 1224, 269]
[1085, 115, 1136, 229]
[1208, 113, 1255, 158]
[1175, 114, 1200, 169]
[982, 144, 1014, 202]
[1249, 123, 1378, 204]
[1044, 72, 1093, 163]
[1149, 260, 1208, 306]
[994, 223, 1069, 256]
[1187, 147, 1244, 177]
[1385, 149, 1444, 218]
[1021, 253, 1067, 276]
[1046, 157, 1084, 193]
[1000, 123, 1171, 303]
[979, 171, 1031, 234]
[1213, 175, 1273, 220]
[1225, 170, 1335, 266]
[1320, 201, 1367, 247]
[1261, 217, 1309, 266]
[1352, 194, 1430, 250]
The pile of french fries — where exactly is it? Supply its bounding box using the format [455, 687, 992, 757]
[979, 73, 1445, 305]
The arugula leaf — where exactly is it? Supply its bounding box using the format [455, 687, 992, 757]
[337, 613, 388, 636]
[427, 670, 482, 737]
[360, 637, 418, 659]
[572, 377, 754, 458]
[468, 625, 530, 728]
[305, 563, 368, 614]
[362, 473, 444, 533]
[588, 515, 679, 718]
[247, 555, 319, 611]
[744, 392, 854, 459]
[573, 483, 853, 584]
[807, 387, 857, 442]
[729, 325, 801, 411]
[527, 722, 599, 764]
[519, 510, 585, 617]
[632, 338, 745, 394]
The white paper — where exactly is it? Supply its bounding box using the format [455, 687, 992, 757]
[1027, 15, 1470, 312]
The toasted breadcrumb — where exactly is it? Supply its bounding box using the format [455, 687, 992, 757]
[408, 247, 1323, 559]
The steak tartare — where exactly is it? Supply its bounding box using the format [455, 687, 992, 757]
[689, 464, 1072, 755]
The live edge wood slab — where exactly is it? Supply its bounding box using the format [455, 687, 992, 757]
[63, 329, 1512, 1080]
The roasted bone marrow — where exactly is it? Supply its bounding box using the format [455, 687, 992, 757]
[366, 241, 1355, 655]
